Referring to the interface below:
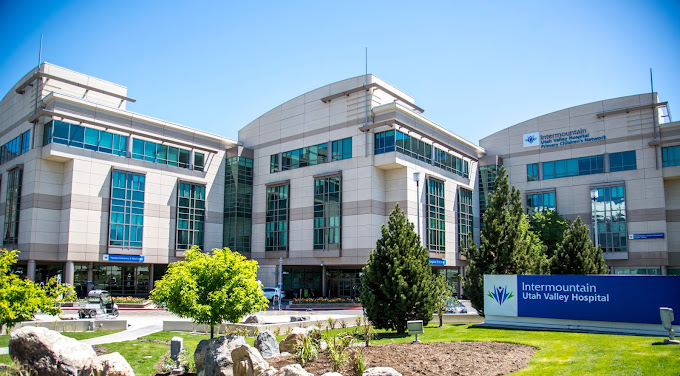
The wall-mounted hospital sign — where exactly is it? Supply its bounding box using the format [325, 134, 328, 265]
[523, 132, 540, 148]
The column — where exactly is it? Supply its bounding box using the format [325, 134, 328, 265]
[27, 259, 36, 281]
[149, 264, 155, 291]
[321, 264, 326, 297]
[87, 262, 94, 293]
[64, 261, 74, 285]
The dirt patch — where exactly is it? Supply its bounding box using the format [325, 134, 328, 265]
[267, 341, 536, 376]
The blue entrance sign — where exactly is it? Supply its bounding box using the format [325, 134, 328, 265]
[103, 254, 145, 263]
[629, 233, 665, 240]
[429, 258, 446, 266]
[485, 275, 680, 325]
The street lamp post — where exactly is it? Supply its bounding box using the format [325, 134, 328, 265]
[413, 172, 422, 243]
[591, 190, 599, 250]
[278, 257, 283, 311]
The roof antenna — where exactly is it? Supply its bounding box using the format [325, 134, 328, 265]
[651, 68, 659, 170]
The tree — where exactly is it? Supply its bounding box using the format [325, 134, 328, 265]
[436, 278, 454, 327]
[0, 249, 74, 330]
[550, 217, 608, 275]
[150, 246, 268, 338]
[463, 167, 548, 315]
[529, 210, 570, 258]
[360, 204, 448, 334]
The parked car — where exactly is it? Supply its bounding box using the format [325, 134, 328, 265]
[262, 287, 283, 301]
[445, 299, 468, 314]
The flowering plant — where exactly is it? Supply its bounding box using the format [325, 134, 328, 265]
[293, 297, 360, 304]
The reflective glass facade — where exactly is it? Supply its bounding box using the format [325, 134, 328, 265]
[458, 188, 473, 251]
[609, 151, 636, 172]
[270, 154, 279, 173]
[265, 184, 289, 252]
[434, 147, 469, 178]
[224, 157, 253, 253]
[109, 171, 145, 248]
[662, 145, 680, 167]
[331, 137, 352, 161]
[426, 178, 445, 252]
[0, 130, 31, 166]
[591, 185, 627, 253]
[313, 175, 341, 250]
[3, 169, 22, 245]
[282, 143, 327, 170]
[542, 155, 604, 180]
[527, 163, 538, 181]
[478, 165, 498, 227]
[526, 191, 556, 214]
[176, 182, 205, 251]
[44, 120, 126, 157]
[131, 139, 196, 169]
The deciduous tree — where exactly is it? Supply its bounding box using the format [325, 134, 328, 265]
[150, 246, 268, 338]
[529, 210, 570, 258]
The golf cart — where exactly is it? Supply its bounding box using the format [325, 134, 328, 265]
[76, 290, 120, 319]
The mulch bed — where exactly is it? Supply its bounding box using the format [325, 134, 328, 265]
[267, 341, 536, 376]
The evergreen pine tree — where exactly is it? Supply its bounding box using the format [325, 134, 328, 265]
[360, 204, 447, 334]
[550, 216, 608, 274]
[464, 166, 548, 315]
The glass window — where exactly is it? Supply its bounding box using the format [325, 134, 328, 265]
[426, 178, 445, 252]
[609, 151, 637, 172]
[434, 147, 469, 178]
[314, 176, 342, 250]
[270, 154, 279, 173]
[527, 163, 538, 181]
[543, 155, 604, 180]
[526, 191, 556, 215]
[591, 185, 627, 253]
[395, 130, 432, 164]
[265, 184, 289, 251]
[109, 171, 145, 248]
[176, 182, 206, 251]
[614, 268, 659, 275]
[69, 124, 84, 148]
[374, 130, 395, 154]
[331, 137, 352, 161]
[194, 152, 205, 172]
[3, 169, 22, 246]
[84, 128, 99, 151]
[1, 130, 31, 166]
[478, 165, 498, 228]
[223, 156, 253, 253]
[458, 188, 473, 252]
[43, 121, 126, 159]
[662, 145, 680, 167]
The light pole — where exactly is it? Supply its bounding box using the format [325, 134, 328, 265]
[278, 257, 283, 310]
[413, 172, 422, 242]
[591, 190, 599, 250]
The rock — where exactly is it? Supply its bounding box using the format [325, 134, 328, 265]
[320, 373, 343, 376]
[96, 352, 135, 376]
[278, 328, 308, 353]
[231, 344, 274, 376]
[275, 364, 314, 376]
[289, 316, 310, 322]
[243, 315, 264, 324]
[254, 330, 280, 358]
[8, 326, 98, 376]
[362, 367, 403, 376]
[195, 334, 246, 376]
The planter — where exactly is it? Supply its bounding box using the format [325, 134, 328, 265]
[288, 303, 362, 309]
[115, 301, 154, 308]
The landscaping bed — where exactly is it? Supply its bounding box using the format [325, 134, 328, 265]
[268, 341, 536, 376]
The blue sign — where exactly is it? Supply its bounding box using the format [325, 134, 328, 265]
[629, 233, 665, 240]
[429, 258, 446, 266]
[485, 275, 680, 325]
[103, 254, 145, 263]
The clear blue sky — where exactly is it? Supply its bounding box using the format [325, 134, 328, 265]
[1, 1, 678, 145]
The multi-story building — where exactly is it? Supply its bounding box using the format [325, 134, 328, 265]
[480, 93, 679, 275]
[0, 63, 236, 297]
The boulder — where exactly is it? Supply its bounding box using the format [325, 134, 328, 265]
[289, 316, 310, 322]
[195, 334, 246, 376]
[278, 328, 308, 353]
[362, 367, 403, 376]
[254, 330, 280, 358]
[320, 373, 343, 376]
[8, 326, 98, 376]
[96, 352, 135, 376]
[243, 315, 264, 324]
[231, 344, 274, 376]
[275, 364, 314, 376]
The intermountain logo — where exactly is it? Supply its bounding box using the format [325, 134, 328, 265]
[488, 285, 514, 305]
[524, 134, 537, 144]
[522, 131, 540, 148]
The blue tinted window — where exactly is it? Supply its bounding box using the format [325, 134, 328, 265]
[610, 151, 636, 172]
[527, 163, 538, 181]
[109, 171, 145, 248]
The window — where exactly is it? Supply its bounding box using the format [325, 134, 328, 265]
[193, 152, 205, 172]
[331, 137, 352, 161]
[614, 268, 659, 275]
[224, 156, 253, 253]
[270, 154, 279, 173]
[478, 165, 498, 227]
[458, 188, 473, 252]
[44, 120, 126, 157]
[426, 178, 445, 252]
[396, 131, 432, 163]
[313, 175, 341, 250]
[526, 191, 555, 214]
[281, 143, 328, 171]
[662, 145, 680, 167]
[591, 185, 627, 253]
[109, 171, 145, 248]
[131, 138, 192, 169]
[176, 182, 205, 250]
[542, 155, 603, 180]
[0, 130, 31, 166]
[434, 147, 469, 178]
[3, 169, 22, 245]
[609, 151, 636, 172]
[527, 163, 538, 181]
[374, 130, 395, 154]
[265, 184, 289, 251]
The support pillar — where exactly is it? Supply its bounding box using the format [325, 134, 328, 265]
[149, 264, 155, 291]
[64, 261, 74, 285]
[321, 264, 326, 297]
[27, 259, 36, 281]
[87, 262, 94, 293]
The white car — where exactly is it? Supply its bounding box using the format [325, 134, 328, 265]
[262, 287, 283, 301]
